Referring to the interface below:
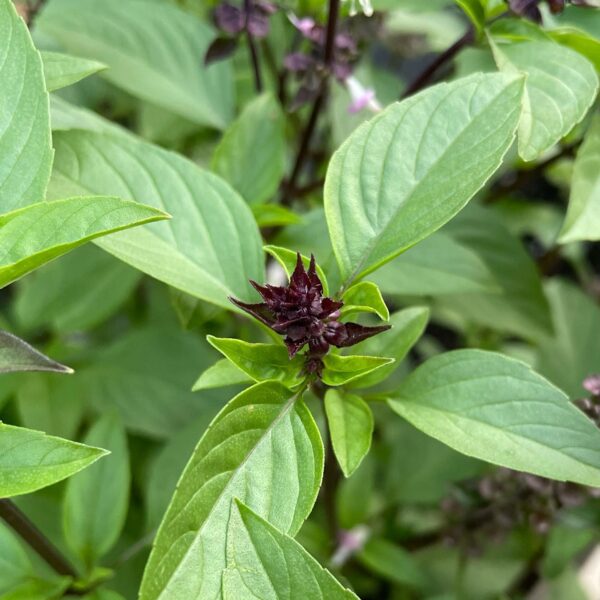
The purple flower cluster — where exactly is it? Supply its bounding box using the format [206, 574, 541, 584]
[508, 0, 598, 22]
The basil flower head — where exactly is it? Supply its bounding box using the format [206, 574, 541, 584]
[230, 253, 389, 375]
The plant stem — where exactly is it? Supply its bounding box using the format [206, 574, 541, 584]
[283, 0, 340, 203]
[0, 499, 79, 579]
[400, 26, 475, 100]
[244, 0, 263, 93]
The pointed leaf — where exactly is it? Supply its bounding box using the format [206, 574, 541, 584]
[192, 359, 252, 392]
[139, 382, 323, 600]
[0, 0, 52, 211]
[322, 354, 394, 387]
[341, 281, 389, 321]
[41, 50, 106, 92]
[325, 72, 524, 284]
[0, 331, 72, 374]
[48, 130, 264, 310]
[0, 424, 107, 498]
[325, 390, 374, 477]
[223, 501, 359, 599]
[389, 349, 600, 486]
[0, 196, 168, 289]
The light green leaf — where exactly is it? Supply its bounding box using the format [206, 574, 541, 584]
[48, 130, 264, 310]
[63, 414, 129, 569]
[371, 231, 500, 296]
[192, 359, 252, 392]
[223, 501, 358, 600]
[324, 72, 524, 285]
[252, 204, 302, 228]
[341, 281, 389, 320]
[325, 390, 373, 477]
[0, 331, 71, 374]
[80, 327, 220, 439]
[40, 50, 105, 92]
[207, 336, 304, 389]
[491, 39, 598, 161]
[139, 381, 323, 600]
[49, 95, 125, 135]
[212, 94, 285, 204]
[550, 27, 600, 72]
[347, 307, 429, 389]
[264, 245, 329, 296]
[389, 349, 600, 486]
[454, 0, 485, 33]
[0, 423, 107, 498]
[322, 354, 394, 387]
[559, 115, 600, 242]
[38, 0, 233, 129]
[0, 0, 52, 211]
[0, 196, 168, 289]
[14, 245, 142, 333]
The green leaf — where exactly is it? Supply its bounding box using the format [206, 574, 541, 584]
[0, 331, 71, 374]
[139, 381, 323, 600]
[347, 307, 430, 389]
[212, 94, 286, 204]
[80, 327, 220, 439]
[0, 423, 107, 498]
[550, 27, 600, 72]
[325, 390, 373, 477]
[48, 130, 265, 310]
[341, 281, 389, 320]
[40, 50, 105, 92]
[264, 245, 330, 296]
[559, 114, 600, 242]
[322, 354, 394, 387]
[192, 358, 252, 392]
[324, 72, 524, 285]
[252, 204, 302, 228]
[357, 537, 427, 590]
[371, 231, 500, 296]
[38, 0, 233, 129]
[389, 349, 600, 486]
[454, 0, 485, 33]
[14, 245, 142, 333]
[0, 0, 52, 211]
[222, 500, 359, 600]
[207, 336, 304, 389]
[63, 414, 130, 569]
[491, 39, 598, 161]
[0, 196, 168, 289]
[536, 280, 600, 399]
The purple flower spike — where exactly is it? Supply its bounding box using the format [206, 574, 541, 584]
[230, 253, 390, 374]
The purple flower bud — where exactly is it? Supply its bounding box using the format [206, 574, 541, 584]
[583, 374, 600, 397]
[214, 2, 245, 34]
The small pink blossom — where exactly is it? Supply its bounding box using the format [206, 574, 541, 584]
[583, 374, 600, 396]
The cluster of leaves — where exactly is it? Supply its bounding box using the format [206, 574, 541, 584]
[0, 0, 599, 599]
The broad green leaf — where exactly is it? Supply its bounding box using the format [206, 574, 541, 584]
[252, 204, 302, 228]
[536, 280, 600, 399]
[79, 327, 220, 439]
[347, 307, 429, 389]
[0, 330, 71, 374]
[49, 96, 125, 136]
[38, 0, 233, 129]
[371, 231, 500, 296]
[0, 0, 52, 211]
[454, 0, 485, 33]
[0, 196, 167, 289]
[14, 245, 142, 333]
[357, 537, 427, 590]
[322, 354, 394, 387]
[40, 50, 105, 92]
[389, 349, 600, 486]
[48, 130, 265, 310]
[324, 72, 524, 285]
[192, 358, 252, 392]
[264, 245, 330, 296]
[0, 423, 107, 498]
[325, 390, 373, 477]
[550, 27, 600, 72]
[222, 501, 359, 600]
[491, 39, 598, 161]
[139, 381, 324, 600]
[63, 414, 130, 569]
[207, 336, 304, 389]
[559, 115, 600, 242]
[341, 281, 389, 320]
[212, 94, 285, 204]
